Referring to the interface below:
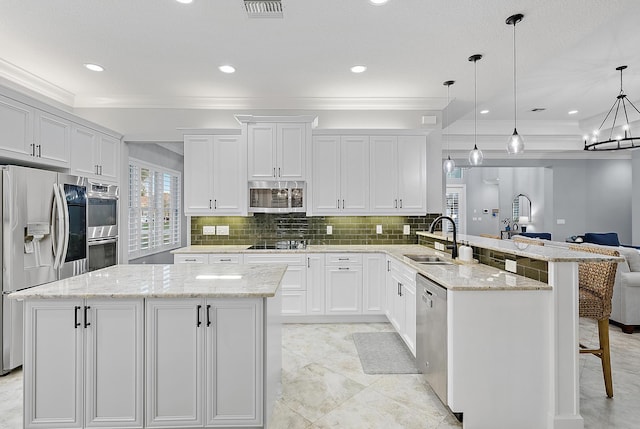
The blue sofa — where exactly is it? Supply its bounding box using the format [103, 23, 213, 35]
[518, 232, 552, 240]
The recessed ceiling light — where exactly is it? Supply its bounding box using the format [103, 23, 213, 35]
[350, 65, 367, 73]
[568, 110, 578, 115]
[176, 0, 193, 4]
[369, 0, 388, 4]
[84, 63, 104, 72]
[218, 65, 236, 74]
[480, 110, 489, 115]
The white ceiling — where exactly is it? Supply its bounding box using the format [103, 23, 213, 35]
[1, 0, 640, 128]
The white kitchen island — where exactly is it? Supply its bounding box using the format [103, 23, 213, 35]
[9, 264, 286, 429]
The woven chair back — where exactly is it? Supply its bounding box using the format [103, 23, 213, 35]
[569, 244, 619, 318]
[512, 236, 545, 246]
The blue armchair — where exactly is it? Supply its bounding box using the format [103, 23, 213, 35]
[584, 232, 640, 249]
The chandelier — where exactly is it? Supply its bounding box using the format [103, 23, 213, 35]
[584, 65, 640, 151]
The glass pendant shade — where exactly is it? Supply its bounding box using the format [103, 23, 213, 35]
[507, 128, 525, 154]
[443, 156, 456, 173]
[468, 144, 484, 165]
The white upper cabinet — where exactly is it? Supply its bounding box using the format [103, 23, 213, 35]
[35, 110, 71, 168]
[370, 135, 426, 214]
[310, 135, 369, 215]
[70, 124, 120, 182]
[183, 134, 246, 216]
[0, 94, 33, 158]
[248, 122, 306, 180]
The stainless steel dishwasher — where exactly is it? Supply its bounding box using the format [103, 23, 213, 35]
[416, 274, 448, 406]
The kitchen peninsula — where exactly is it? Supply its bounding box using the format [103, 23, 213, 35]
[9, 264, 286, 429]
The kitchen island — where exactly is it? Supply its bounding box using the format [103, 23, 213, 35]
[9, 263, 286, 429]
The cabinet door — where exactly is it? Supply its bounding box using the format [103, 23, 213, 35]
[97, 134, 120, 182]
[184, 135, 215, 215]
[363, 254, 385, 314]
[277, 123, 305, 180]
[370, 136, 398, 212]
[0, 94, 33, 158]
[146, 299, 204, 427]
[248, 123, 276, 180]
[212, 135, 244, 214]
[282, 291, 308, 315]
[397, 135, 426, 213]
[340, 136, 369, 212]
[85, 300, 143, 427]
[174, 254, 208, 264]
[311, 136, 340, 214]
[35, 110, 70, 167]
[402, 284, 417, 356]
[24, 300, 83, 429]
[306, 254, 325, 314]
[70, 124, 99, 178]
[387, 270, 405, 333]
[205, 299, 263, 427]
[325, 266, 363, 314]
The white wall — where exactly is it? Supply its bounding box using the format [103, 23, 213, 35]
[634, 151, 640, 245]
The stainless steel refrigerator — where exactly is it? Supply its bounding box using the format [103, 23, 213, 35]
[1, 165, 88, 375]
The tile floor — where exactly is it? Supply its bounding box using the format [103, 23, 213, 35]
[1, 319, 639, 428]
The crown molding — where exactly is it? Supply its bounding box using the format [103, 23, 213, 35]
[0, 58, 75, 108]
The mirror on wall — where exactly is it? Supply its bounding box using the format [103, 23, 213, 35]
[512, 193, 532, 224]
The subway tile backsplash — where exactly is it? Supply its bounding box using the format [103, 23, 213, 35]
[191, 214, 442, 245]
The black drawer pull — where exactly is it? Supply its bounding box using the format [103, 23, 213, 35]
[74, 306, 81, 328]
[197, 305, 202, 327]
[84, 306, 91, 328]
[206, 305, 212, 327]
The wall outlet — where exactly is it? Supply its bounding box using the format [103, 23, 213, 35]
[203, 226, 216, 235]
[217, 225, 229, 236]
[376, 225, 383, 234]
[403, 225, 410, 235]
[326, 225, 333, 235]
[557, 219, 566, 225]
[505, 259, 517, 273]
[435, 242, 445, 251]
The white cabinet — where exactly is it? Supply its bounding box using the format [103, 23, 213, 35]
[145, 298, 262, 428]
[311, 135, 369, 214]
[0, 94, 33, 159]
[70, 124, 120, 182]
[183, 135, 246, 216]
[244, 254, 307, 315]
[34, 110, 71, 167]
[24, 299, 143, 428]
[385, 257, 417, 355]
[174, 254, 241, 264]
[370, 135, 426, 214]
[306, 254, 325, 315]
[363, 253, 386, 314]
[325, 254, 363, 315]
[248, 123, 306, 180]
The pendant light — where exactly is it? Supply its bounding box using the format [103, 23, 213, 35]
[468, 54, 484, 166]
[506, 13, 525, 155]
[442, 80, 456, 174]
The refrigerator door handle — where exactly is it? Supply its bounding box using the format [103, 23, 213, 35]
[58, 184, 70, 268]
[52, 183, 65, 269]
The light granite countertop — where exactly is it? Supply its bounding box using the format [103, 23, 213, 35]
[416, 231, 625, 263]
[173, 244, 551, 291]
[9, 264, 287, 300]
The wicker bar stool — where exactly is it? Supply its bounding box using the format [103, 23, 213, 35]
[512, 236, 546, 247]
[569, 244, 620, 398]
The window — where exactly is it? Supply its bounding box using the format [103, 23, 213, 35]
[129, 159, 181, 259]
[445, 184, 466, 235]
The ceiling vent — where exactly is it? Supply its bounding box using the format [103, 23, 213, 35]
[244, 1, 283, 18]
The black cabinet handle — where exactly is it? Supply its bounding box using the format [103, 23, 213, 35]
[84, 306, 91, 328]
[206, 305, 211, 327]
[74, 306, 81, 328]
[197, 305, 202, 327]
[209, 200, 212, 210]
[387, 260, 390, 272]
[399, 284, 403, 297]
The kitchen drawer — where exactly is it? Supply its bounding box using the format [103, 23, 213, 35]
[389, 257, 417, 286]
[208, 254, 241, 264]
[282, 291, 307, 315]
[243, 253, 306, 265]
[325, 253, 363, 266]
[174, 254, 207, 264]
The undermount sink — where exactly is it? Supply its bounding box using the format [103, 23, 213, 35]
[403, 254, 452, 265]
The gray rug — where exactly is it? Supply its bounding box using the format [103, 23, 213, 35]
[352, 332, 419, 374]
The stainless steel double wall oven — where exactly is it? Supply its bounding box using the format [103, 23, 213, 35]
[87, 181, 118, 272]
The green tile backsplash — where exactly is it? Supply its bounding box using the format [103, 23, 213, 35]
[191, 214, 442, 245]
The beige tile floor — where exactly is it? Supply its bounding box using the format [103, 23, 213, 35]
[1, 319, 639, 428]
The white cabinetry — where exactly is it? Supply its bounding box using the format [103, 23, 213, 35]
[244, 254, 307, 315]
[174, 254, 242, 264]
[248, 123, 306, 180]
[70, 124, 119, 182]
[183, 135, 246, 216]
[306, 254, 325, 315]
[370, 135, 426, 214]
[325, 254, 363, 315]
[385, 257, 417, 355]
[311, 135, 369, 214]
[145, 298, 262, 427]
[23, 299, 143, 428]
[363, 253, 386, 314]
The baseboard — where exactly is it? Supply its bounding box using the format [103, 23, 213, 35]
[282, 314, 389, 324]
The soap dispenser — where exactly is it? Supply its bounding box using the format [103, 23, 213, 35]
[460, 242, 473, 262]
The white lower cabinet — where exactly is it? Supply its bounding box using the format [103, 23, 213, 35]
[24, 299, 143, 428]
[386, 257, 417, 355]
[244, 254, 306, 315]
[363, 253, 386, 314]
[145, 298, 263, 428]
[174, 254, 242, 264]
[325, 254, 363, 315]
[306, 254, 325, 314]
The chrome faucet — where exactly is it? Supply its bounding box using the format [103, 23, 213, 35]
[429, 216, 458, 260]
